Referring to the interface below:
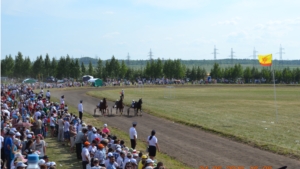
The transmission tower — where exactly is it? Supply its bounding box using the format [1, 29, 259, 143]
[249, 47, 258, 67]
[228, 48, 236, 65]
[148, 49, 153, 60]
[211, 45, 219, 61]
[127, 53, 130, 66]
[276, 44, 285, 68]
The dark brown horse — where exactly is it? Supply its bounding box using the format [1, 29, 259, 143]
[112, 96, 124, 116]
[127, 98, 143, 116]
[99, 98, 109, 116]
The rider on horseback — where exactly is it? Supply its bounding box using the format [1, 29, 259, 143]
[121, 89, 124, 99]
[131, 100, 135, 108]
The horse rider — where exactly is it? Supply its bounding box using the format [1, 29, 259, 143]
[131, 100, 135, 108]
[121, 89, 124, 99]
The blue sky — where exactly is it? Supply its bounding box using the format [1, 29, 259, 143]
[2, 0, 300, 60]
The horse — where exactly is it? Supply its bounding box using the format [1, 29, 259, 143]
[127, 98, 143, 116]
[99, 98, 109, 116]
[111, 97, 124, 116]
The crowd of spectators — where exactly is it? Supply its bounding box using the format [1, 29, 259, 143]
[1, 84, 165, 169]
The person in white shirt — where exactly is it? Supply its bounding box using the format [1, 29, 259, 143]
[34, 109, 41, 121]
[122, 153, 133, 169]
[63, 118, 70, 146]
[46, 90, 51, 100]
[60, 95, 65, 105]
[117, 151, 125, 169]
[78, 100, 83, 120]
[88, 140, 97, 158]
[81, 141, 91, 169]
[147, 130, 160, 160]
[50, 113, 56, 137]
[129, 122, 137, 149]
[57, 116, 64, 142]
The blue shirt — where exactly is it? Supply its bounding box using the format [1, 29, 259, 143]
[106, 162, 116, 169]
[4, 137, 13, 155]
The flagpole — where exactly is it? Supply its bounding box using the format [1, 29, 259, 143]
[272, 65, 278, 123]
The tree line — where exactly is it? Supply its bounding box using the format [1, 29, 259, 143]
[1, 52, 300, 83]
[210, 63, 300, 83]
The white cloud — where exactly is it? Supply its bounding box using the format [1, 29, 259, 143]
[133, 0, 208, 9]
[214, 17, 241, 26]
[103, 32, 120, 38]
[104, 11, 114, 15]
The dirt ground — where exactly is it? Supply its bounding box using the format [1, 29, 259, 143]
[52, 88, 300, 169]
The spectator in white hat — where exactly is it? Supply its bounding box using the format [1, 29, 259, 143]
[143, 159, 154, 169]
[15, 161, 27, 169]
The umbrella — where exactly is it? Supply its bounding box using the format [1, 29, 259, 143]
[14, 122, 33, 128]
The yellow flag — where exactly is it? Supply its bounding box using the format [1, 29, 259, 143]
[258, 54, 272, 66]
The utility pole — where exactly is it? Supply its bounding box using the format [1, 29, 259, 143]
[127, 53, 130, 66]
[211, 45, 219, 62]
[148, 49, 153, 61]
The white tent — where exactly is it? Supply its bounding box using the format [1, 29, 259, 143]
[88, 78, 99, 83]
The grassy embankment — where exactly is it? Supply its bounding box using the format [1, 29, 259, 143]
[87, 86, 300, 159]
[44, 95, 192, 169]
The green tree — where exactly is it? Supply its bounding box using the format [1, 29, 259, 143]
[232, 64, 243, 80]
[31, 55, 44, 80]
[210, 63, 222, 79]
[14, 52, 24, 78]
[243, 67, 252, 83]
[56, 57, 66, 79]
[69, 59, 75, 78]
[74, 59, 81, 79]
[282, 67, 292, 83]
[81, 62, 86, 76]
[95, 58, 103, 78]
[88, 61, 93, 76]
[50, 57, 57, 77]
[155, 58, 163, 78]
[22, 57, 31, 78]
[190, 67, 196, 81]
[119, 60, 128, 79]
[261, 68, 271, 83]
[65, 55, 71, 78]
[1, 55, 14, 77]
[44, 53, 51, 77]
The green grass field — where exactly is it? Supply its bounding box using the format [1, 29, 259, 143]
[87, 85, 300, 158]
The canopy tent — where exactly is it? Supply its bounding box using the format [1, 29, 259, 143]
[94, 79, 103, 87]
[23, 79, 36, 84]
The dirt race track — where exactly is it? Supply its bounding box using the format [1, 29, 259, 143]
[52, 88, 300, 169]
